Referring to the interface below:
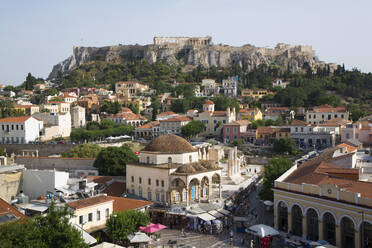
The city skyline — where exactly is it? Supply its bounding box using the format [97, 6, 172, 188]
[1, 0, 371, 85]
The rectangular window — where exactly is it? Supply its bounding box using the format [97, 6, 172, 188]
[11, 125, 14, 130]
[161, 194, 165, 202]
[139, 188, 142, 197]
[20, 125, 23, 130]
[161, 180, 164, 187]
[233, 127, 237, 134]
[295, 127, 298, 132]
[131, 176, 134, 183]
[16, 125, 18, 130]
[148, 178, 151, 185]
[156, 180, 159, 186]
[88, 213, 93, 222]
[148, 192, 152, 200]
[105, 208, 109, 218]
[226, 127, 230, 133]
[341, 114, 344, 118]
[97, 211, 101, 221]
[139, 177, 142, 184]
[156, 193, 160, 201]
[328, 114, 331, 120]
[79, 215, 83, 224]
[308, 115, 311, 119]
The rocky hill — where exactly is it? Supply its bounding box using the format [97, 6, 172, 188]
[49, 38, 337, 79]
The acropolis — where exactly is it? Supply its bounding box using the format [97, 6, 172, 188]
[153, 36, 212, 46]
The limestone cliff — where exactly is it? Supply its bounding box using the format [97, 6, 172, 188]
[48, 42, 336, 79]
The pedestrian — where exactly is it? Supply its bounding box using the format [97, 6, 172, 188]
[250, 239, 254, 248]
[229, 230, 234, 245]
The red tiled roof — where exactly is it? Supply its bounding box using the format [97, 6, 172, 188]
[136, 121, 160, 129]
[256, 126, 276, 135]
[337, 143, 358, 153]
[86, 176, 115, 184]
[107, 196, 152, 213]
[212, 111, 227, 117]
[116, 81, 139, 84]
[102, 182, 126, 197]
[161, 116, 191, 122]
[0, 197, 27, 222]
[109, 112, 146, 121]
[0, 116, 35, 123]
[225, 120, 251, 126]
[311, 105, 347, 113]
[290, 119, 310, 126]
[204, 100, 214, 104]
[67, 195, 113, 210]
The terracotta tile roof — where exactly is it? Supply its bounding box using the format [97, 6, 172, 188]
[187, 109, 197, 113]
[121, 107, 132, 113]
[102, 182, 126, 197]
[311, 105, 347, 113]
[109, 112, 146, 121]
[0, 197, 27, 222]
[161, 116, 191, 122]
[0, 116, 35, 123]
[136, 121, 160, 129]
[204, 100, 214, 104]
[266, 107, 289, 111]
[211, 111, 227, 117]
[337, 143, 358, 153]
[107, 196, 152, 213]
[67, 195, 113, 210]
[86, 176, 115, 185]
[290, 119, 310, 126]
[256, 126, 276, 135]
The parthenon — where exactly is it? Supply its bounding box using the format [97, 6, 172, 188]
[153, 36, 212, 46]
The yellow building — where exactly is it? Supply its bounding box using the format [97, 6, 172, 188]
[238, 108, 262, 121]
[274, 146, 372, 248]
[194, 100, 236, 135]
[241, 89, 274, 99]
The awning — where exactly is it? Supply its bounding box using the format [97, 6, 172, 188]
[197, 213, 216, 221]
[18, 203, 49, 213]
[208, 210, 224, 218]
[217, 209, 230, 216]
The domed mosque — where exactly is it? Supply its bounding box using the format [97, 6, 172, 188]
[126, 134, 222, 207]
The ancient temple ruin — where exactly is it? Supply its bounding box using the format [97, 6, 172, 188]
[153, 36, 212, 46]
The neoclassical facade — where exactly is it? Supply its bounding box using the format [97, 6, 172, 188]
[274, 152, 372, 248]
[126, 134, 222, 207]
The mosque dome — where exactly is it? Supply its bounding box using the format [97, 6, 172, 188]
[142, 134, 197, 154]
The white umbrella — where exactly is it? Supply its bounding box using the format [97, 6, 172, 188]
[247, 224, 279, 238]
[263, 200, 274, 206]
[127, 232, 152, 243]
[316, 245, 337, 248]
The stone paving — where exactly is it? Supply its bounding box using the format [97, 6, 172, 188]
[150, 228, 249, 248]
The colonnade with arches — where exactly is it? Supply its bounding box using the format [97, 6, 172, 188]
[275, 200, 372, 248]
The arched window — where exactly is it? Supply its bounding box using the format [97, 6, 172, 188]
[168, 157, 172, 163]
[360, 221, 372, 248]
[277, 202, 288, 232]
[323, 212, 336, 245]
[341, 217, 355, 248]
[306, 209, 318, 241]
[291, 205, 303, 237]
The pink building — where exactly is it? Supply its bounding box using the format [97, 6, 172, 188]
[222, 120, 255, 143]
[341, 122, 372, 145]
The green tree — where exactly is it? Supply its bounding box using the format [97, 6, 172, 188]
[150, 95, 161, 121]
[273, 138, 297, 155]
[85, 121, 101, 130]
[100, 119, 118, 129]
[259, 157, 292, 201]
[0, 202, 88, 248]
[181, 120, 205, 139]
[68, 143, 102, 158]
[93, 145, 138, 176]
[106, 210, 150, 245]
[100, 101, 121, 114]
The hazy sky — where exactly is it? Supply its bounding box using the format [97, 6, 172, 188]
[1, 0, 371, 85]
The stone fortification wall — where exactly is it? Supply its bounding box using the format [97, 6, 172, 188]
[15, 156, 96, 172]
[2, 144, 75, 157]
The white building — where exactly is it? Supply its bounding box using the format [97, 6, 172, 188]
[222, 76, 238, 97]
[33, 112, 71, 138]
[159, 116, 191, 135]
[67, 195, 114, 233]
[0, 116, 43, 144]
[71, 105, 86, 128]
[305, 105, 349, 124]
[41, 101, 71, 114]
[22, 169, 70, 200]
[272, 79, 289, 88]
